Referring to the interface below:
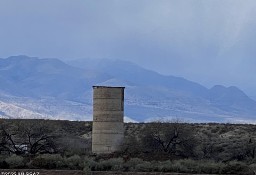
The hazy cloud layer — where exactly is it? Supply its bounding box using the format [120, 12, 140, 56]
[0, 0, 256, 97]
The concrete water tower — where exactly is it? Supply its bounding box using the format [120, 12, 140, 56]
[92, 86, 125, 154]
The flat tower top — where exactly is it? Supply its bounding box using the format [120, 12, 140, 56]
[93, 86, 125, 89]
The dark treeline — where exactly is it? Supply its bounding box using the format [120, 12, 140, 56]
[1, 119, 256, 174]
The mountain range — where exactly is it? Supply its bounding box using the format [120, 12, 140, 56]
[0, 55, 256, 123]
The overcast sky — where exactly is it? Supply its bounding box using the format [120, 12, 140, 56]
[0, 0, 256, 98]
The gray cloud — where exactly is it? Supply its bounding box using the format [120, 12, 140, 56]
[0, 0, 256, 97]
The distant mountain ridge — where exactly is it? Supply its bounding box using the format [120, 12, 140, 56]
[0, 55, 112, 100]
[0, 55, 256, 123]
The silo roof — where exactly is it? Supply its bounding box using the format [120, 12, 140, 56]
[93, 86, 125, 89]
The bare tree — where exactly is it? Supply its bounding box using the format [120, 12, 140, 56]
[229, 137, 256, 161]
[140, 119, 197, 157]
[0, 120, 57, 155]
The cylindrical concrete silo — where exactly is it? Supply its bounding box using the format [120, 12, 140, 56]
[92, 86, 125, 154]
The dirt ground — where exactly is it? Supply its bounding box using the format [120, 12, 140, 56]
[0, 169, 233, 175]
[0, 169, 83, 175]
[90, 172, 225, 175]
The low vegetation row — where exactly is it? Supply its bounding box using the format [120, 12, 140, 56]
[0, 154, 255, 174]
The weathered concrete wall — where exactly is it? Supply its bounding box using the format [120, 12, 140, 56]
[92, 86, 125, 154]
